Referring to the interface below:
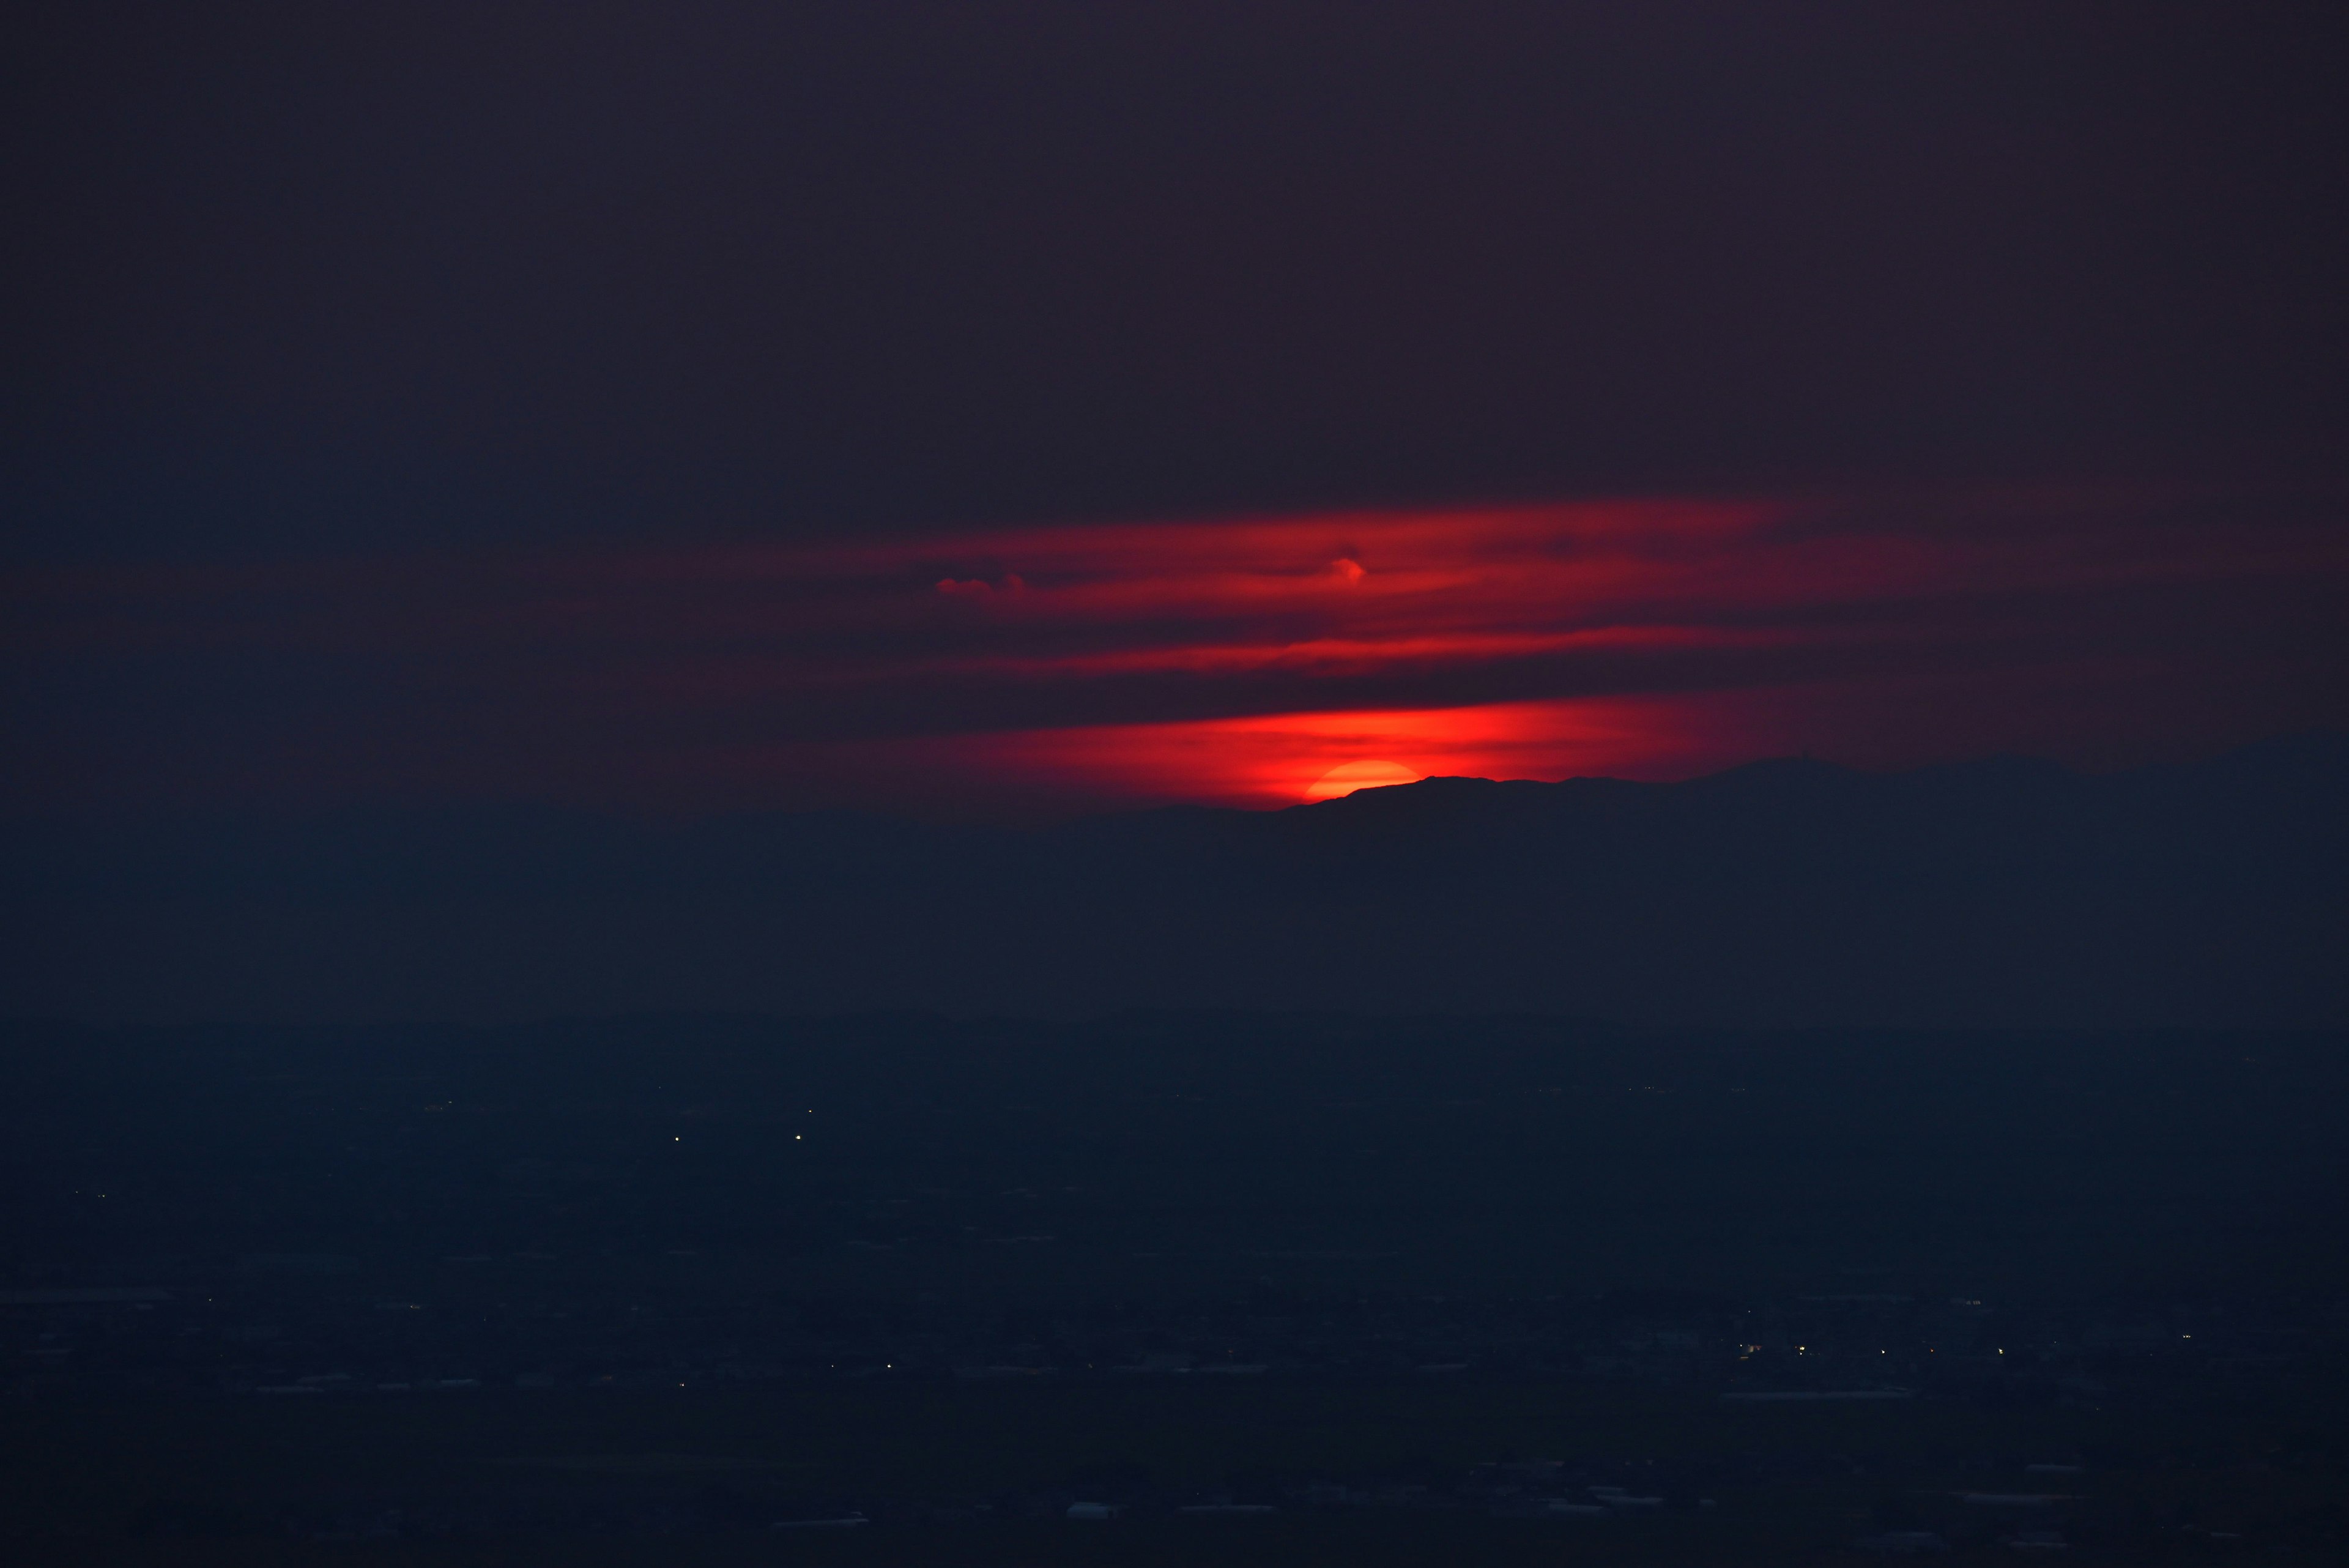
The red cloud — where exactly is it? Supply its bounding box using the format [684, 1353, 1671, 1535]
[6, 486, 2344, 815]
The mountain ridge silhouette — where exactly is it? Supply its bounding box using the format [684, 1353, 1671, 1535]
[4, 733, 2342, 1028]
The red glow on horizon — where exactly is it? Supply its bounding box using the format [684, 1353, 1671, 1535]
[1304, 760, 1420, 801]
[939, 693, 1831, 810]
[8, 484, 2343, 817]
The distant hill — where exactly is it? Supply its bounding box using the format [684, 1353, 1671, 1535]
[4, 733, 2343, 1026]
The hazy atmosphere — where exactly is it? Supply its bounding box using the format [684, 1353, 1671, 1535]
[6, 5, 2347, 1564]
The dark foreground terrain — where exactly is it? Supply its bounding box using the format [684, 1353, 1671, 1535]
[4, 1014, 2347, 1562]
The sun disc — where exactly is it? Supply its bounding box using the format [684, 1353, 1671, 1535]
[1304, 759, 1422, 802]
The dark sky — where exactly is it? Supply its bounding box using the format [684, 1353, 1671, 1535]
[6, 3, 2347, 814]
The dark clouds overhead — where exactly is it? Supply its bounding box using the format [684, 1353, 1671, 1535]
[9, 2, 2348, 564]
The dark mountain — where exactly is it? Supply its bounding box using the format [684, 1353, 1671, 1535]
[4, 734, 2343, 1027]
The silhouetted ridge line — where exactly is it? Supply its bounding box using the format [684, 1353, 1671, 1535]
[2, 734, 2342, 1028]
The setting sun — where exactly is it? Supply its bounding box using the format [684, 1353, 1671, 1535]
[1304, 760, 1423, 802]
